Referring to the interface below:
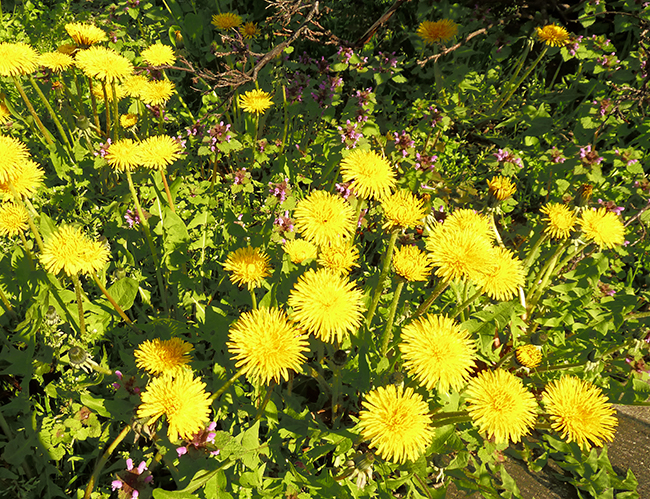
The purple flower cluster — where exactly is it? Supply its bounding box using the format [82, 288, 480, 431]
[94, 138, 112, 158]
[311, 76, 343, 108]
[377, 51, 397, 73]
[186, 119, 205, 139]
[579, 145, 604, 165]
[338, 46, 354, 64]
[415, 152, 438, 171]
[335, 181, 354, 200]
[269, 178, 290, 202]
[568, 35, 583, 56]
[549, 146, 566, 164]
[111, 459, 152, 499]
[614, 148, 639, 167]
[428, 107, 443, 127]
[112, 370, 141, 394]
[286, 72, 310, 103]
[494, 149, 523, 168]
[338, 119, 363, 149]
[393, 131, 414, 157]
[597, 198, 624, 216]
[124, 209, 140, 229]
[176, 421, 220, 457]
[274, 210, 294, 232]
[209, 121, 232, 151]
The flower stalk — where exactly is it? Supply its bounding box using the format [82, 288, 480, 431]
[11, 76, 54, 145]
[83, 425, 131, 499]
[71, 273, 87, 337]
[91, 272, 136, 328]
[28, 75, 72, 150]
[366, 230, 399, 327]
[210, 366, 248, 401]
[379, 279, 405, 356]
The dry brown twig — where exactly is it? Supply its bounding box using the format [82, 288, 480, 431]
[417, 26, 496, 67]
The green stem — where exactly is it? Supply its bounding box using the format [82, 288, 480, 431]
[112, 81, 120, 141]
[87, 77, 101, 134]
[366, 230, 399, 327]
[125, 170, 168, 314]
[380, 279, 405, 356]
[490, 212, 505, 248]
[83, 425, 131, 499]
[9, 186, 44, 253]
[450, 288, 482, 319]
[253, 382, 275, 423]
[413, 280, 450, 319]
[523, 232, 549, 270]
[533, 362, 585, 374]
[250, 288, 257, 310]
[101, 82, 110, 137]
[627, 311, 650, 320]
[281, 84, 289, 153]
[351, 198, 364, 244]
[71, 273, 87, 337]
[12, 76, 54, 145]
[91, 272, 136, 328]
[492, 45, 548, 117]
[210, 366, 247, 401]
[18, 231, 35, 270]
[413, 472, 434, 499]
[0, 286, 15, 319]
[527, 240, 570, 301]
[28, 75, 72, 149]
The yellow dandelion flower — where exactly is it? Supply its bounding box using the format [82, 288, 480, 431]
[0, 94, 10, 124]
[381, 190, 427, 230]
[138, 80, 175, 106]
[358, 385, 434, 464]
[399, 314, 476, 392]
[392, 245, 433, 282]
[283, 238, 317, 264]
[0, 42, 39, 77]
[442, 209, 494, 241]
[516, 345, 542, 369]
[544, 377, 618, 449]
[122, 74, 150, 98]
[487, 175, 516, 201]
[120, 113, 139, 128]
[294, 190, 356, 247]
[141, 43, 175, 66]
[340, 149, 396, 201]
[0, 202, 28, 237]
[223, 247, 271, 290]
[211, 12, 243, 30]
[105, 138, 142, 172]
[466, 369, 538, 444]
[75, 46, 134, 82]
[240, 22, 260, 40]
[91, 82, 125, 102]
[0, 159, 44, 200]
[135, 338, 193, 376]
[426, 225, 495, 283]
[41, 225, 110, 276]
[138, 135, 182, 170]
[536, 25, 569, 47]
[318, 240, 359, 274]
[579, 208, 625, 249]
[238, 89, 273, 115]
[0, 135, 31, 184]
[227, 307, 309, 384]
[476, 247, 525, 301]
[65, 22, 108, 47]
[288, 268, 364, 344]
[417, 19, 458, 44]
[137, 370, 212, 442]
[541, 203, 577, 240]
[38, 52, 74, 72]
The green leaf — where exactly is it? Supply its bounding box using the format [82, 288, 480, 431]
[106, 277, 139, 311]
[79, 393, 111, 418]
[152, 489, 199, 499]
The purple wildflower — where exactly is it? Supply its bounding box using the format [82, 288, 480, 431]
[393, 131, 414, 157]
[335, 181, 354, 200]
[269, 178, 290, 202]
[579, 145, 604, 165]
[338, 46, 354, 64]
[597, 199, 624, 216]
[124, 209, 140, 228]
[337, 119, 363, 149]
[415, 153, 438, 171]
[94, 138, 112, 158]
[112, 459, 152, 499]
[493, 149, 523, 168]
[233, 168, 248, 185]
[549, 146, 566, 164]
[274, 210, 294, 233]
[209, 121, 232, 151]
[311, 76, 343, 108]
[176, 421, 220, 458]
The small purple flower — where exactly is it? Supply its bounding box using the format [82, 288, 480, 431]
[415, 153, 438, 171]
[176, 446, 188, 457]
[549, 146, 566, 164]
[315, 56, 329, 74]
[358, 208, 368, 228]
[427, 107, 443, 127]
[113, 458, 151, 499]
[286, 71, 310, 103]
[94, 138, 112, 158]
[186, 119, 205, 138]
[593, 98, 612, 118]
[579, 145, 604, 165]
[112, 480, 123, 490]
[311, 76, 343, 108]
[338, 46, 354, 64]
[493, 149, 523, 168]
[233, 168, 248, 185]
[274, 211, 294, 233]
[209, 121, 232, 151]
[597, 198, 624, 216]
[124, 209, 140, 228]
[337, 120, 363, 149]
[335, 181, 354, 200]
[393, 131, 414, 157]
[269, 178, 290, 202]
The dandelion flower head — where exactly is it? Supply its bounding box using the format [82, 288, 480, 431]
[135, 338, 193, 376]
[65, 22, 108, 46]
[340, 149, 396, 201]
[579, 208, 625, 249]
[381, 190, 427, 230]
[223, 246, 271, 290]
[137, 370, 212, 442]
[228, 307, 309, 384]
[543, 376, 617, 449]
[120, 113, 139, 128]
[294, 190, 356, 247]
[211, 12, 243, 30]
[475, 247, 525, 301]
[0, 94, 10, 124]
[536, 25, 569, 47]
[141, 43, 175, 66]
[392, 245, 433, 282]
[283, 238, 318, 264]
[487, 175, 516, 201]
[122, 74, 151, 98]
[358, 385, 433, 464]
[38, 52, 74, 72]
[288, 268, 364, 344]
[465, 369, 538, 444]
[138, 80, 175, 106]
[516, 345, 542, 369]
[440, 209, 494, 241]
[318, 240, 359, 274]
[0, 159, 44, 200]
[105, 138, 143, 172]
[0, 202, 28, 238]
[139, 135, 182, 170]
[0, 135, 31, 184]
[417, 19, 458, 44]
[41, 225, 110, 276]
[0, 42, 39, 77]
[399, 314, 476, 392]
[541, 203, 577, 240]
[238, 89, 273, 115]
[75, 46, 134, 82]
[240, 22, 260, 40]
